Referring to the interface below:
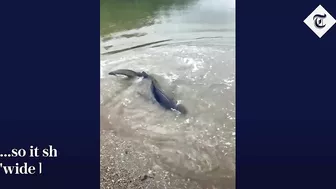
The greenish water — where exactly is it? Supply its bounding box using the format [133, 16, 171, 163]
[100, 0, 196, 36]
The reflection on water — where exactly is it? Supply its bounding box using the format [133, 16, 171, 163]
[100, 0, 197, 36]
[100, 0, 235, 189]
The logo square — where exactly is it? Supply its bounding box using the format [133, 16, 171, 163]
[303, 5, 336, 38]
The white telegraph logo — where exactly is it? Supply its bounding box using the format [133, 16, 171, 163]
[304, 5, 336, 38]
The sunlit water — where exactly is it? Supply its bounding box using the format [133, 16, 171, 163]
[100, 0, 235, 188]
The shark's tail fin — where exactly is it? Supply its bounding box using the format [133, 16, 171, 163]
[175, 104, 188, 115]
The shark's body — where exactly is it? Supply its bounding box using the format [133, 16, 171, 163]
[108, 69, 187, 114]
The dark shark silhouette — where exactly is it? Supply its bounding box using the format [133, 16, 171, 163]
[108, 69, 187, 114]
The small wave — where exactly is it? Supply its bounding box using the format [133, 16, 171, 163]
[101, 39, 172, 55]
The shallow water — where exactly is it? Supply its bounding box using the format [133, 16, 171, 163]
[100, 0, 235, 188]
